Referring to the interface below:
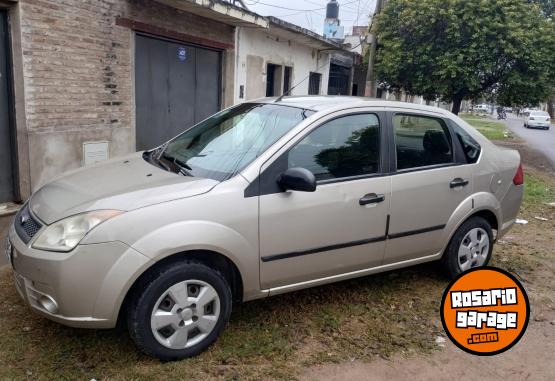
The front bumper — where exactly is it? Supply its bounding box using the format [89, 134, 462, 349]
[8, 224, 153, 329]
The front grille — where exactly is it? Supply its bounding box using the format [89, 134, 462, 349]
[14, 204, 42, 244]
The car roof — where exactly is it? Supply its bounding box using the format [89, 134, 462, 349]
[253, 95, 452, 115]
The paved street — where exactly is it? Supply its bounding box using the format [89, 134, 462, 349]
[504, 115, 555, 168]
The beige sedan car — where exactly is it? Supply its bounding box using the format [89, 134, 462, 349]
[6, 97, 523, 360]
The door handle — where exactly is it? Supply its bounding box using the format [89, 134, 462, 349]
[450, 178, 469, 188]
[359, 193, 385, 206]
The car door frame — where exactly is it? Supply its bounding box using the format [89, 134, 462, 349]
[386, 109, 470, 174]
[245, 107, 392, 198]
[383, 108, 475, 264]
[245, 106, 393, 292]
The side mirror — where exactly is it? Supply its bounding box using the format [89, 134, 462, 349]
[278, 167, 317, 192]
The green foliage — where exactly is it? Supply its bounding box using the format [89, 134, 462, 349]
[459, 113, 510, 140]
[528, 0, 555, 16]
[374, 0, 555, 111]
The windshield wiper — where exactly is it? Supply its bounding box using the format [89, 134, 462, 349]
[161, 152, 193, 176]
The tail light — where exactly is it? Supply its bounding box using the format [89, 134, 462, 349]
[513, 163, 524, 185]
[529, 117, 535, 120]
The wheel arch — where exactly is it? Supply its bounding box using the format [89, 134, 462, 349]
[471, 209, 499, 233]
[441, 205, 500, 261]
[117, 249, 244, 326]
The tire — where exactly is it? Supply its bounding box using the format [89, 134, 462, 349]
[441, 216, 493, 279]
[127, 260, 232, 361]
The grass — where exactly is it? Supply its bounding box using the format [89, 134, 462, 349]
[0, 171, 554, 380]
[523, 170, 555, 206]
[459, 113, 510, 140]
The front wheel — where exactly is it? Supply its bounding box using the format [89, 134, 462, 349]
[442, 216, 493, 279]
[127, 261, 232, 361]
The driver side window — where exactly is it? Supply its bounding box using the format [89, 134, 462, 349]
[287, 114, 381, 181]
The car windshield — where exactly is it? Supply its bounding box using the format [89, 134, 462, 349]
[157, 103, 314, 181]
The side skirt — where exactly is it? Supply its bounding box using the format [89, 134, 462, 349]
[264, 251, 443, 296]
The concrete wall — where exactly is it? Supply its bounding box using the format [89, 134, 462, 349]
[11, 0, 236, 193]
[235, 26, 330, 104]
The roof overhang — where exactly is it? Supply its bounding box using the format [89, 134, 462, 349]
[267, 16, 344, 51]
[155, 0, 269, 28]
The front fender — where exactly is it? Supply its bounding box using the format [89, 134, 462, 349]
[129, 220, 261, 301]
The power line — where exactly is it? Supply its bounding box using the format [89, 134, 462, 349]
[251, 0, 361, 13]
[249, 1, 325, 11]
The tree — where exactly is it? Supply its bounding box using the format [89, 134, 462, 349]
[528, 0, 555, 16]
[373, 0, 555, 114]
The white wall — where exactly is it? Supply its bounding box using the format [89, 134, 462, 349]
[234, 27, 331, 104]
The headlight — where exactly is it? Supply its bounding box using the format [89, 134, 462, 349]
[32, 210, 123, 252]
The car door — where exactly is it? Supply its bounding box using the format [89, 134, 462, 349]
[256, 111, 391, 290]
[384, 112, 473, 264]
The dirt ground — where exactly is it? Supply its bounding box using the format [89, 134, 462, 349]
[0, 215, 12, 267]
[301, 139, 555, 381]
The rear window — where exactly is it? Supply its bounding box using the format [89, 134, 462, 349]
[531, 111, 549, 117]
[394, 114, 454, 170]
[453, 125, 481, 164]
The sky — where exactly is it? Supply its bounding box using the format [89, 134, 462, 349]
[244, 0, 376, 36]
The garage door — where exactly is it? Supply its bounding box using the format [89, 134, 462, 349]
[0, 11, 15, 203]
[135, 34, 221, 150]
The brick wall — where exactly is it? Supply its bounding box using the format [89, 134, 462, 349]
[16, 0, 235, 190]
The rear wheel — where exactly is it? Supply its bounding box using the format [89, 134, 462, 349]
[127, 261, 232, 361]
[442, 216, 493, 279]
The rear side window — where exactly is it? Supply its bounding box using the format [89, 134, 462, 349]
[394, 114, 453, 170]
[454, 126, 481, 163]
[288, 113, 380, 181]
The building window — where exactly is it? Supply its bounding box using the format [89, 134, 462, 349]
[308, 72, 321, 95]
[328, 63, 350, 95]
[283, 66, 292, 95]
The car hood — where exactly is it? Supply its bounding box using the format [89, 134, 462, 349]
[29, 152, 219, 224]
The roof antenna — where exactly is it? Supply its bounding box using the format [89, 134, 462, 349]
[275, 59, 332, 102]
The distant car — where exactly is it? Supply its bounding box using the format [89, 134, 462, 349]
[505, 107, 513, 113]
[473, 104, 489, 113]
[522, 108, 538, 117]
[524, 110, 551, 130]
[7, 97, 524, 360]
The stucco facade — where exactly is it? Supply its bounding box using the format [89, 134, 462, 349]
[234, 18, 338, 103]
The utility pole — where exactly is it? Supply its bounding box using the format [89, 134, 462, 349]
[364, 0, 385, 98]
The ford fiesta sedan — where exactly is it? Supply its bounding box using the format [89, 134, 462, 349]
[6, 97, 523, 360]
